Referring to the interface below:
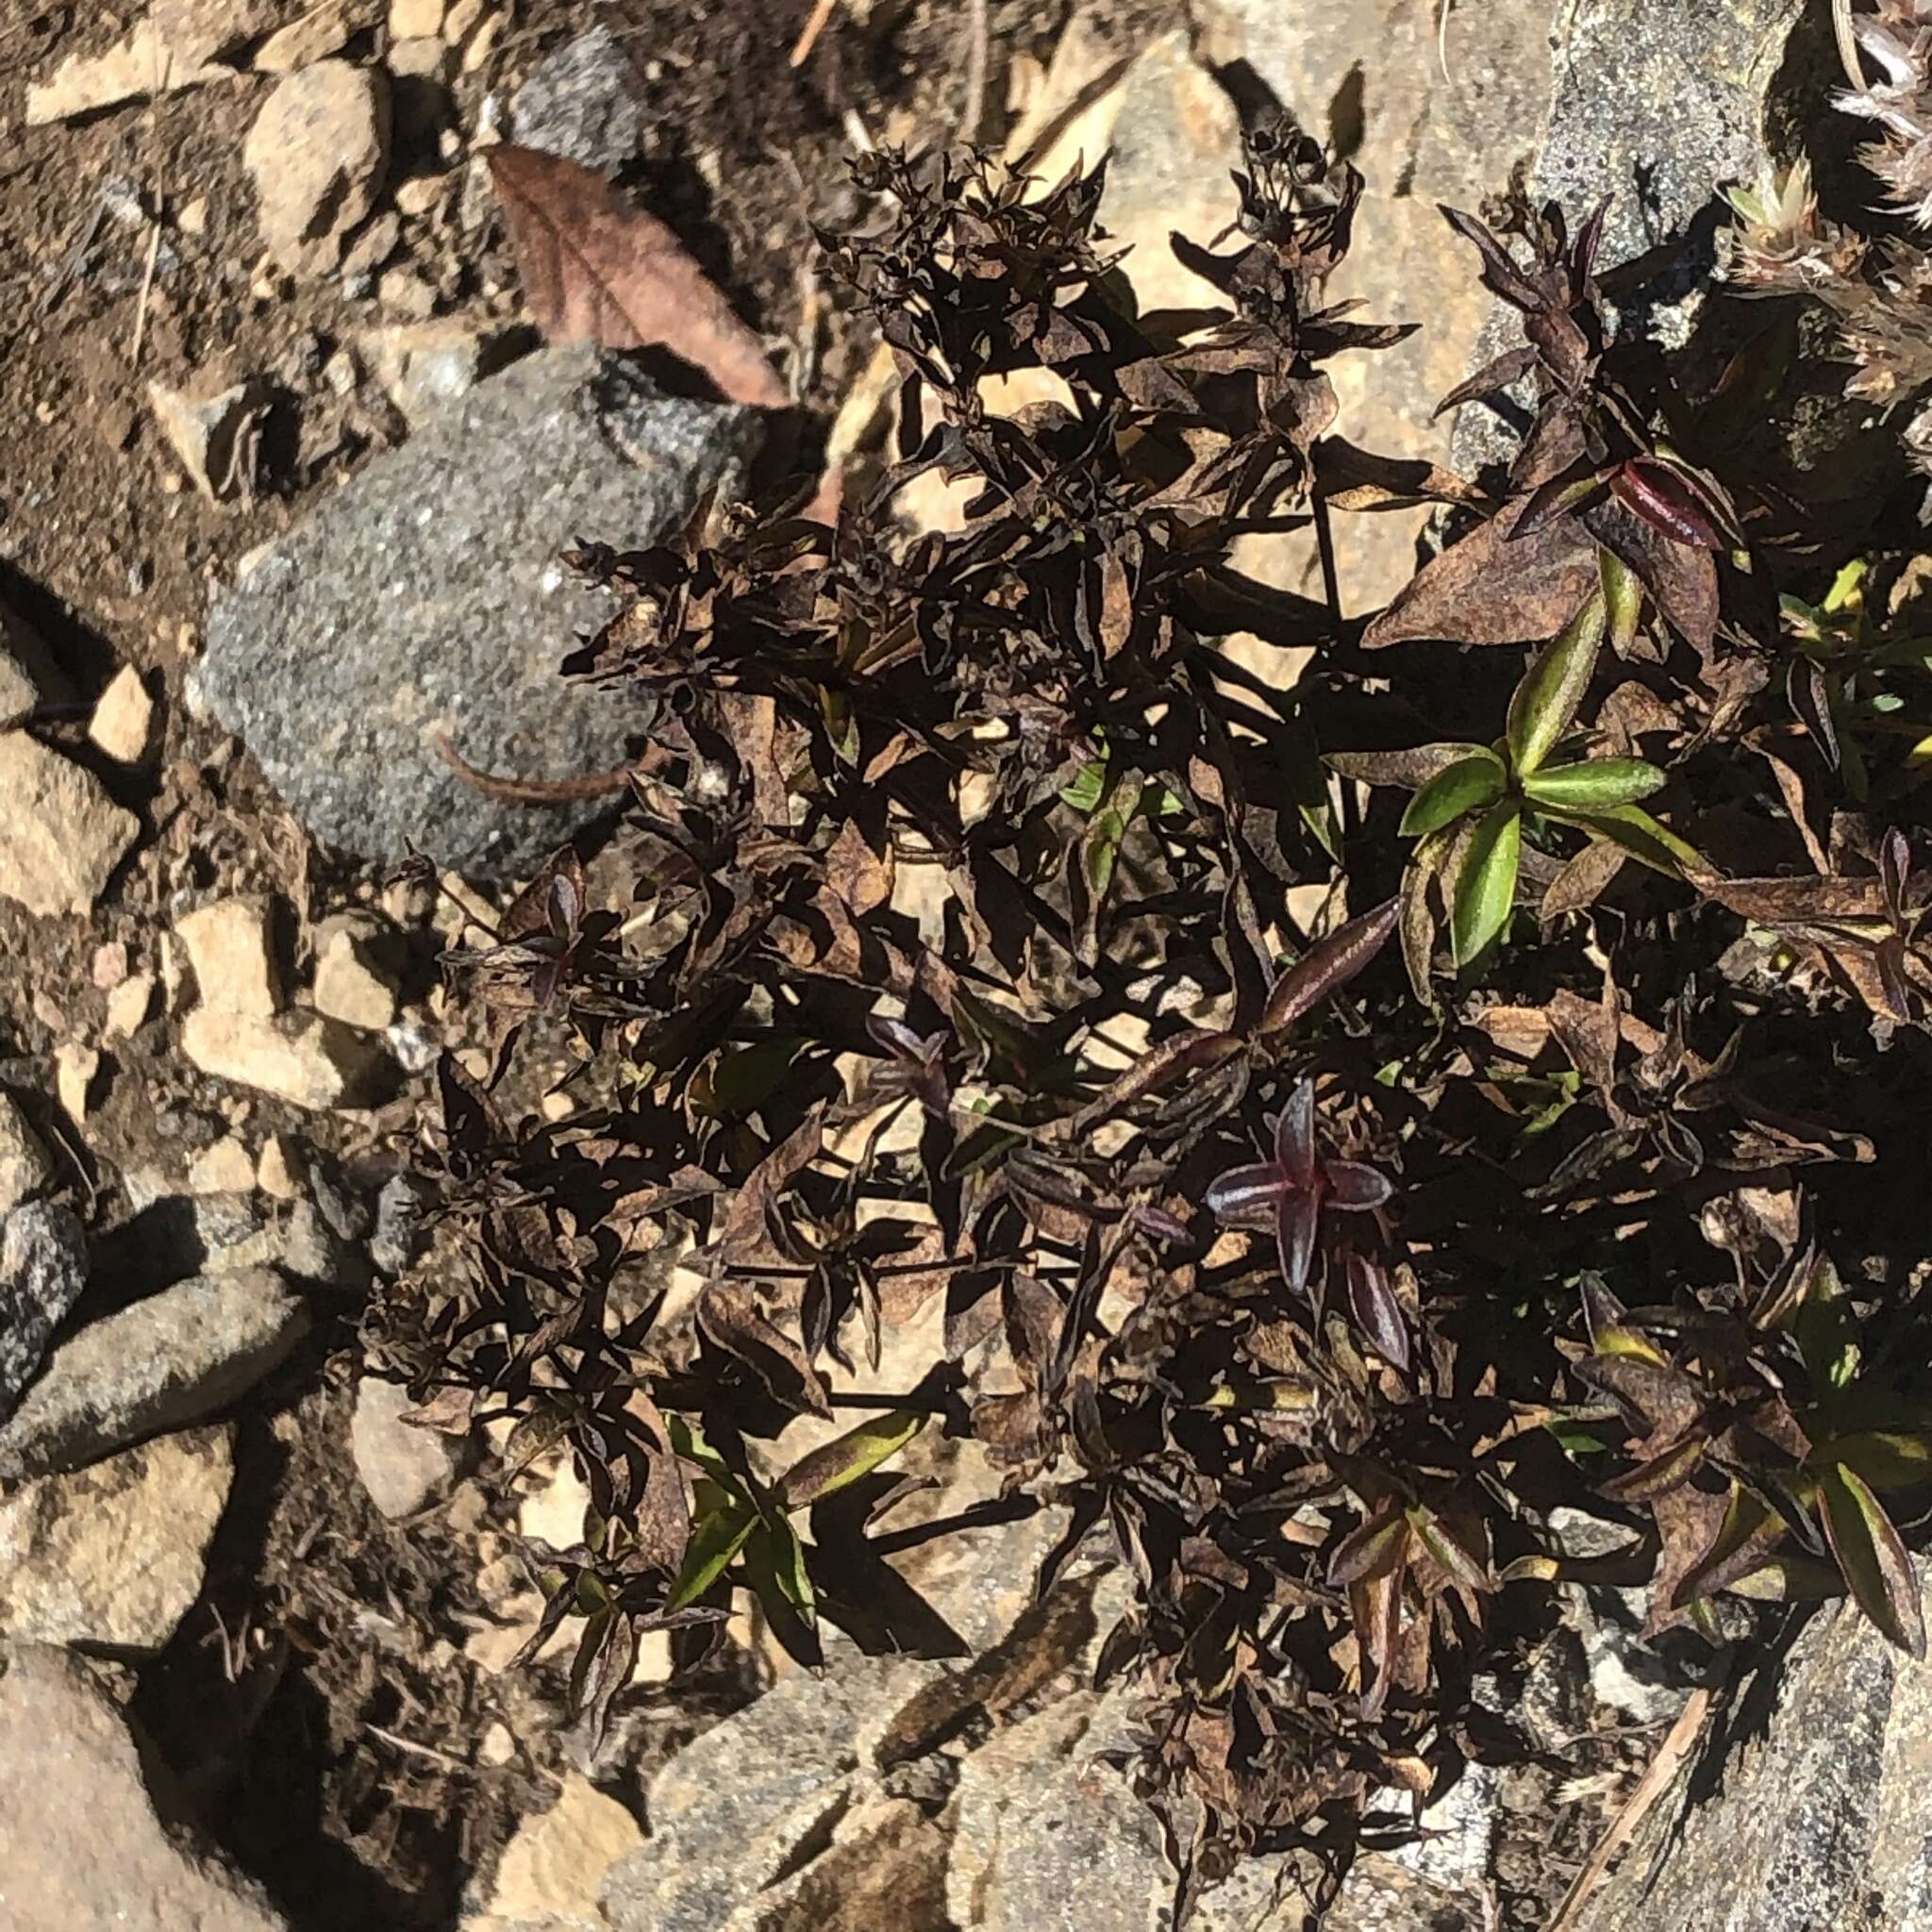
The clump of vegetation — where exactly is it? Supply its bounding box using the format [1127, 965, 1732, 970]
[372, 106, 1932, 1917]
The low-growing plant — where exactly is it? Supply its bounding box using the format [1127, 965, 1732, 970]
[370, 116, 1932, 1921]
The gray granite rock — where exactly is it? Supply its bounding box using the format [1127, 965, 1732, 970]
[1534, 0, 1807, 335]
[195, 346, 757, 874]
[0, 1091, 54, 1215]
[371, 1169, 433, 1276]
[0, 1641, 288, 1929]
[0, 1201, 86, 1429]
[1454, 0, 1807, 475]
[1577, 1591, 1932, 1931]
[0, 1269, 308, 1478]
[600, 1648, 951, 1932]
[512, 24, 645, 175]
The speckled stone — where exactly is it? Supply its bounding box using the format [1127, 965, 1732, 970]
[1577, 1591, 1932, 1931]
[601, 1648, 950, 1932]
[0, 1270, 307, 1479]
[511, 24, 645, 175]
[194, 346, 757, 875]
[0, 1203, 86, 1429]
[1454, 0, 1806, 473]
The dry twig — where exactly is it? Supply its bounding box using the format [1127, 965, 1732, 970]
[1547, 1684, 1715, 1931]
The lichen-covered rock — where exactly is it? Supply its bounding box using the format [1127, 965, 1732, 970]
[599, 1648, 951, 1932]
[1453, 0, 1808, 474]
[512, 24, 645, 175]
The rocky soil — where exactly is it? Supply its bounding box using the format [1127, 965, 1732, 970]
[0, 2, 1908, 1929]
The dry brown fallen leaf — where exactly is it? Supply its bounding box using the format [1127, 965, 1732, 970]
[487, 143, 788, 410]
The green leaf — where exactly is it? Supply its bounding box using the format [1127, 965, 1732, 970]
[699, 1037, 810, 1119]
[1520, 758, 1666, 811]
[776, 1407, 926, 1510]
[1558, 803, 1709, 880]
[1722, 1554, 1849, 1603]
[666, 1415, 744, 1488]
[1059, 758, 1108, 813]
[1814, 1430, 1932, 1493]
[665, 1498, 759, 1612]
[1818, 1463, 1926, 1657]
[748, 1509, 816, 1620]
[1451, 798, 1523, 966]
[1398, 751, 1507, 838]
[1601, 546, 1643, 654]
[1507, 591, 1607, 776]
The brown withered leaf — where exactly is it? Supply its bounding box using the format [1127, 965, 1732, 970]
[697, 1281, 831, 1417]
[1541, 836, 1628, 921]
[488, 145, 787, 408]
[1705, 875, 1890, 926]
[709, 1109, 826, 1260]
[1361, 497, 1598, 649]
[826, 817, 895, 918]
[1314, 436, 1491, 513]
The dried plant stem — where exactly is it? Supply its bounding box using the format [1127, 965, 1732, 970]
[790, 0, 841, 68]
[434, 730, 635, 805]
[1547, 1684, 1714, 1931]
[961, 0, 991, 144]
[1834, 0, 1861, 88]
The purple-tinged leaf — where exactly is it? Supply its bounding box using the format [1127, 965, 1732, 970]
[1788, 658, 1840, 773]
[1274, 1081, 1319, 1189]
[1882, 826, 1912, 928]
[1206, 1161, 1291, 1224]
[1432, 343, 1538, 420]
[1351, 1568, 1403, 1721]
[1347, 1249, 1410, 1371]
[1671, 1484, 1783, 1609]
[1511, 461, 1611, 541]
[1609, 459, 1722, 549]
[1256, 897, 1401, 1042]
[1439, 202, 1543, 311]
[1327, 1504, 1411, 1588]
[1326, 1160, 1393, 1210]
[1600, 1434, 1707, 1503]
[1078, 1026, 1244, 1123]
[1410, 1507, 1491, 1592]
[1277, 1189, 1323, 1298]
